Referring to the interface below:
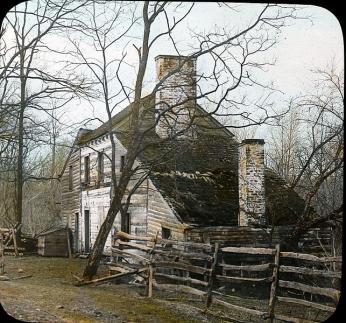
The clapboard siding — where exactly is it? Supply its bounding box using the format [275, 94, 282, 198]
[146, 178, 186, 240]
[77, 133, 183, 252]
[61, 148, 80, 232]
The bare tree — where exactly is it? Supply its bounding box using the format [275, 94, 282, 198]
[0, 0, 88, 231]
[59, 1, 302, 279]
[267, 65, 343, 247]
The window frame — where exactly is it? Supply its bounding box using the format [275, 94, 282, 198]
[97, 151, 104, 185]
[84, 155, 90, 184]
[68, 165, 73, 191]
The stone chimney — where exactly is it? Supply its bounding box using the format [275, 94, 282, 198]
[155, 55, 196, 138]
[238, 139, 266, 226]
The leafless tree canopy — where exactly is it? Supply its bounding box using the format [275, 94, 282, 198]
[0, 1, 342, 277]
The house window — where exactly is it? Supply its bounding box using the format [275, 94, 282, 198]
[97, 152, 104, 185]
[162, 227, 171, 239]
[121, 212, 130, 234]
[84, 155, 90, 184]
[68, 165, 73, 191]
[120, 155, 125, 172]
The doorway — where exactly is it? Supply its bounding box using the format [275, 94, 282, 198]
[84, 210, 90, 253]
[74, 212, 79, 252]
[121, 212, 130, 234]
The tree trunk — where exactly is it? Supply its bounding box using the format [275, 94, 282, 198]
[82, 189, 124, 279]
[16, 49, 26, 232]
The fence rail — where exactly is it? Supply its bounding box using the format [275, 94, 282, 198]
[105, 231, 340, 322]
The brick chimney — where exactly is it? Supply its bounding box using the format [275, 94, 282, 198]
[238, 139, 266, 226]
[155, 55, 196, 138]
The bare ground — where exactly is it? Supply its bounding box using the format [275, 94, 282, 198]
[0, 256, 334, 322]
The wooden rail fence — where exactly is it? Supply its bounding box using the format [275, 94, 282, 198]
[78, 231, 342, 322]
[0, 225, 23, 256]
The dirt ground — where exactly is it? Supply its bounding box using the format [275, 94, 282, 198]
[0, 256, 335, 322]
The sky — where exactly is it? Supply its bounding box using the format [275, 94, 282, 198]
[73, 3, 343, 133]
[3, 1, 344, 142]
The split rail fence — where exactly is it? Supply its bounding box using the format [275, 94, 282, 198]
[82, 231, 341, 322]
[0, 224, 23, 257]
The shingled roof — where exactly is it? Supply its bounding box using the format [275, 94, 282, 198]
[76, 96, 307, 226]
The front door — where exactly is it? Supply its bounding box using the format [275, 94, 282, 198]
[74, 212, 79, 252]
[121, 212, 130, 234]
[84, 210, 90, 253]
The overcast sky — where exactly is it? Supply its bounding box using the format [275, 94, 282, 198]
[68, 3, 343, 132]
[5, 2, 344, 141]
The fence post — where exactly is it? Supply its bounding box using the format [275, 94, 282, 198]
[147, 231, 159, 298]
[12, 229, 19, 257]
[268, 244, 280, 322]
[206, 242, 219, 308]
[148, 264, 153, 297]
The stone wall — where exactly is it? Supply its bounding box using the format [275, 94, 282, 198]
[155, 55, 196, 138]
[238, 139, 266, 226]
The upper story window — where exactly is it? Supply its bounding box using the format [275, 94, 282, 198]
[84, 155, 90, 184]
[68, 165, 73, 191]
[120, 155, 125, 172]
[97, 152, 104, 184]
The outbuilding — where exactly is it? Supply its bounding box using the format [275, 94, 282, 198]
[37, 227, 72, 257]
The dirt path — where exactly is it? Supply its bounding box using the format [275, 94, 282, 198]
[0, 256, 224, 322]
[0, 256, 334, 322]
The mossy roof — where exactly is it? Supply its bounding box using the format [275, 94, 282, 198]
[76, 96, 307, 226]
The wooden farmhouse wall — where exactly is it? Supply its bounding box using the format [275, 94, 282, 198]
[79, 133, 124, 252]
[146, 178, 186, 240]
[76, 126, 184, 252]
[61, 149, 80, 235]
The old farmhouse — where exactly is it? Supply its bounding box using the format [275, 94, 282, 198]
[60, 55, 308, 254]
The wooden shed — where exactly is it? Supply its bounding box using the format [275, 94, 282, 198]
[37, 227, 71, 257]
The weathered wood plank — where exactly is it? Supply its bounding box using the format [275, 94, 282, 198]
[280, 252, 342, 263]
[219, 263, 273, 272]
[153, 249, 212, 261]
[278, 280, 340, 302]
[276, 296, 336, 313]
[76, 267, 148, 286]
[115, 231, 155, 242]
[221, 246, 276, 255]
[279, 265, 341, 279]
[157, 239, 212, 251]
[273, 313, 319, 323]
[155, 273, 208, 287]
[111, 247, 149, 263]
[206, 243, 219, 308]
[114, 240, 151, 252]
[148, 264, 153, 298]
[268, 244, 280, 322]
[213, 298, 267, 318]
[216, 275, 273, 283]
[154, 261, 211, 275]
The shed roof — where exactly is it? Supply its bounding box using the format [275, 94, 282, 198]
[37, 226, 68, 237]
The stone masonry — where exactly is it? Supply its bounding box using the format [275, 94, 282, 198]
[155, 55, 196, 138]
[238, 139, 266, 226]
